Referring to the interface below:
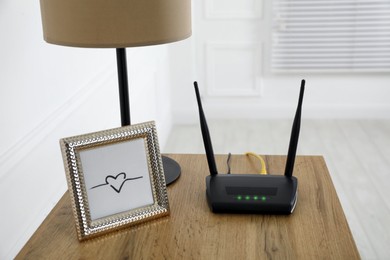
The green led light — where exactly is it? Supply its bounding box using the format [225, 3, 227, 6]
[261, 196, 267, 201]
[253, 196, 259, 200]
[245, 195, 251, 201]
[237, 195, 242, 201]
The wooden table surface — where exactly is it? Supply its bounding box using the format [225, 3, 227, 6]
[17, 154, 360, 259]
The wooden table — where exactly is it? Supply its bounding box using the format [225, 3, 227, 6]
[17, 154, 360, 259]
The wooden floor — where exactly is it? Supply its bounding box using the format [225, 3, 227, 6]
[164, 119, 390, 260]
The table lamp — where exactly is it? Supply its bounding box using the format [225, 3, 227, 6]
[39, 0, 192, 185]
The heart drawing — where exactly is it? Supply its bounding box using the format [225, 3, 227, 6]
[90, 172, 143, 193]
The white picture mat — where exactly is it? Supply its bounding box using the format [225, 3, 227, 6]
[80, 138, 154, 221]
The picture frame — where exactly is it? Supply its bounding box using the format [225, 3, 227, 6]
[59, 121, 169, 240]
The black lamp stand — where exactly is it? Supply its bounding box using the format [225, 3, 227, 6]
[116, 48, 181, 185]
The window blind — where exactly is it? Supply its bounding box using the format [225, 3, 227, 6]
[272, 0, 390, 72]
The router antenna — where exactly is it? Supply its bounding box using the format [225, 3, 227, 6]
[194, 82, 218, 175]
[284, 79, 305, 178]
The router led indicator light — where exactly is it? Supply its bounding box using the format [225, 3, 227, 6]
[236, 195, 266, 201]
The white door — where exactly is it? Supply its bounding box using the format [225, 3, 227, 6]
[193, 0, 265, 100]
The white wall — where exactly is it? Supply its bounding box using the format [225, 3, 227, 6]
[170, 1, 390, 124]
[0, 1, 174, 258]
[173, 74, 390, 122]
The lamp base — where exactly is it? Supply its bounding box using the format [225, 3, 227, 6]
[162, 156, 181, 186]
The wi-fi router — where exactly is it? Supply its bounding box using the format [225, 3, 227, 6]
[194, 80, 305, 214]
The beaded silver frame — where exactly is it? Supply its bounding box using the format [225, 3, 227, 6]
[60, 121, 169, 240]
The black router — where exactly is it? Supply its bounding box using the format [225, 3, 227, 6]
[194, 80, 305, 214]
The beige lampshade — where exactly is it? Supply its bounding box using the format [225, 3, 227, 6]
[39, 0, 191, 48]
